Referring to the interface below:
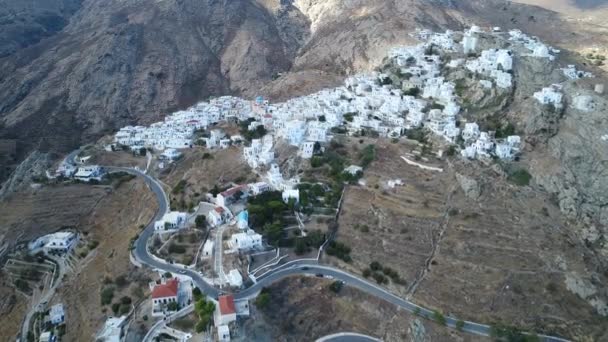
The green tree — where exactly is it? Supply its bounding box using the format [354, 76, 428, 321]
[329, 281, 343, 293]
[100, 287, 115, 305]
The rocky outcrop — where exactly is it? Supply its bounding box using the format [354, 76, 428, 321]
[0, 151, 51, 200]
[408, 319, 428, 342]
[456, 173, 481, 200]
[565, 273, 608, 316]
[0, 0, 83, 58]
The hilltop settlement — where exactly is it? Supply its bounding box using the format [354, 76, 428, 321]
[17, 24, 605, 342]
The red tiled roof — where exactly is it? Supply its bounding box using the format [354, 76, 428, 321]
[214, 207, 225, 213]
[220, 185, 246, 197]
[218, 295, 235, 315]
[151, 278, 179, 299]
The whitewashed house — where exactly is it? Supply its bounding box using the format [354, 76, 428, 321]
[49, 304, 65, 325]
[208, 207, 230, 227]
[151, 278, 181, 317]
[154, 212, 188, 232]
[29, 232, 79, 255]
[534, 85, 563, 109]
[214, 295, 237, 327]
[230, 231, 263, 250]
[74, 165, 104, 182]
[282, 189, 299, 204]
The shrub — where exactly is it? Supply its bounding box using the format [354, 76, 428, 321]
[370, 261, 382, 272]
[403, 87, 420, 96]
[195, 215, 207, 229]
[120, 296, 132, 305]
[255, 292, 271, 309]
[433, 310, 446, 326]
[362, 269, 372, 278]
[329, 281, 343, 293]
[115, 275, 128, 287]
[359, 144, 376, 168]
[325, 241, 352, 262]
[168, 243, 186, 254]
[101, 287, 115, 305]
[456, 319, 465, 331]
[172, 180, 187, 195]
[14, 279, 30, 292]
[508, 169, 532, 186]
[372, 272, 388, 284]
[495, 122, 516, 139]
[111, 303, 121, 315]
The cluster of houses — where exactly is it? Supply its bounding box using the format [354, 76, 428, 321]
[54, 162, 105, 182]
[508, 29, 559, 60]
[111, 24, 598, 176]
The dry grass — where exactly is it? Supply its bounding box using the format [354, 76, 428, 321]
[51, 178, 157, 341]
[331, 142, 607, 340]
[248, 275, 483, 342]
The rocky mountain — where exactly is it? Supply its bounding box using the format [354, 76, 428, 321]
[0, 0, 607, 251]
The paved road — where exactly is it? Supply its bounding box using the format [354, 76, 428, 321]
[107, 167, 222, 298]
[119, 166, 570, 342]
[316, 332, 381, 342]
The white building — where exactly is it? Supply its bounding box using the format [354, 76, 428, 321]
[562, 65, 593, 80]
[534, 84, 563, 109]
[151, 278, 181, 317]
[227, 269, 243, 287]
[573, 95, 595, 112]
[161, 148, 182, 161]
[208, 207, 230, 227]
[282, 189, 299, 204]
[74, 165, 104, 182]
[344, 165, 363, 176]
[248, 182, 271, 196]
[154, 212, 188, 232]
[462, 123, 480, 142]
[49, 304, 65, 325]
[230, 230, 263, 250]
[97, 316, 127, 342]
[29, 232, 79, 255]
[214, 295, 237, 327]
[202, 240, 214, 258]
[299, 141, 315, 159]
[218, 325, 231, 342]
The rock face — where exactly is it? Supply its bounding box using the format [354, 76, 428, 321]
[456, 173, 481, 200]
[0, 151, 51, 200]
[0, 0, 83, 58]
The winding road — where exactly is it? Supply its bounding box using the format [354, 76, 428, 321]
[118, 166, 571, 342]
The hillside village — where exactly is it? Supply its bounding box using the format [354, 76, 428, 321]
[112, 24, 600, 189]
[16, 23, 606, 342]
